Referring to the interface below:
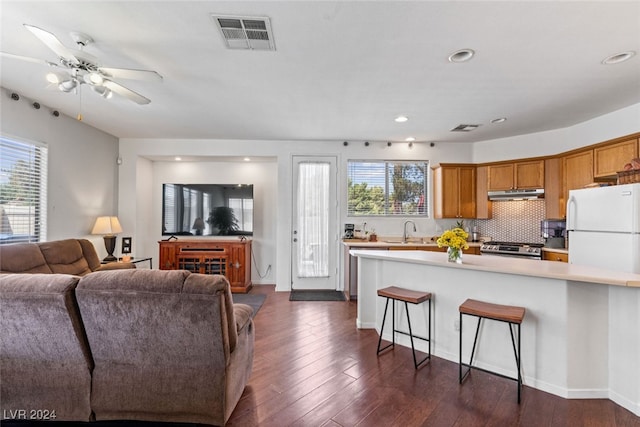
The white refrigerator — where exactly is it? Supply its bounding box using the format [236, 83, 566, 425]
[566, 182, 640, 274]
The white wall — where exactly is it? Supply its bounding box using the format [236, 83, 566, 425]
[472, 103, 640, 162]
[0, 87, 120, 256]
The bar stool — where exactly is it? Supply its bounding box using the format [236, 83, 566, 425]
[459, 298, 526, 403]
[376, 286, 432, 369]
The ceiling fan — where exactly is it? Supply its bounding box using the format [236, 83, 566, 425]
[1, 24, 162, 105]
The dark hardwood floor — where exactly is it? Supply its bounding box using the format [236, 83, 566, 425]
[228, 285, 640, 427]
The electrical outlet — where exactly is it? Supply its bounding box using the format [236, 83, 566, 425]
[454, 319, 460, 331]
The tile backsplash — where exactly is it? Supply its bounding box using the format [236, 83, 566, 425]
[474, 200, 546, 243]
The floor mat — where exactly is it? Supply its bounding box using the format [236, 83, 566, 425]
[289, 290, 346, 301]
[232, 293, 267, 317]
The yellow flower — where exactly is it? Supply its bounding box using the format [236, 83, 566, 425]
[436, 227, 469, 250]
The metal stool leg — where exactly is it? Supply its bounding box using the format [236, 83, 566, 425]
[377, 295, 431, 369]
[460, 315, 482, 383]
[509, 322, 522, 403]
[459, 314, 524, 403]
[377, 297, 393, 355]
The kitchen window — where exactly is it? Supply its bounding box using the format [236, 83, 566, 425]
[0, 136, 48, 244]
[347, 160, 429, 216]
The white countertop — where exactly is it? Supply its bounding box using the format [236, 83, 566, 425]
[349, 249, 640, 287]
[343, 239, 484, 248]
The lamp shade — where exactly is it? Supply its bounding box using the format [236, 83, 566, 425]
[92, 216, 123, 235]
[192, 218, 205, 230]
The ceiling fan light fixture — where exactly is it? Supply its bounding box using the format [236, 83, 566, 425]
[90, 85, 113, 99]
[85, 72, 104, 85]
[58, 79, 77, 92]
[46, 72, 62, 84]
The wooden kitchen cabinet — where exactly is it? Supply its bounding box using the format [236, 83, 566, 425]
[158, 239, 252, 293]
[433, 164, 476, 219]
[543, 251, 568, 262]
[475, 165, 492, 219]
[545, 157, 565, 219]
[593, 138, 638, 179]
[488, 160, 544, 190]
[564, 150, 594, 197]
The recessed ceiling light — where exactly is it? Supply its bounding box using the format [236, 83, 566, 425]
[601, 51, 636, 65]
[448, 49, 475, 63]
[244, 157, 251, 161]
[491, 117, 507, 124]
[395, 115, 409, 123]
[175, 157, 182, 161]
[405, 137, 416, 142]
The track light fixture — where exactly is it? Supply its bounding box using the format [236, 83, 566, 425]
[343, 141, 348, 146]
[364, 141, 370, 146]
[52, 110, 60, 117]
[11, 92, 19, 101]
[32, 102, 40, 109]
[387, 142, 392, 147]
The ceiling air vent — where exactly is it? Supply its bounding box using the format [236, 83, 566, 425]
[450, 124, 481, 132]
[211, 15, 275, 51]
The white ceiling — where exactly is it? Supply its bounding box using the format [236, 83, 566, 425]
[1, 1, 639, 144]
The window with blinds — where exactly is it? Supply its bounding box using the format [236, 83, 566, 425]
[0, 136, 48, 244]
[347, 160, 428, 216]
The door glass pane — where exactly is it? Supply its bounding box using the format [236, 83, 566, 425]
[297, 162, 329, 278]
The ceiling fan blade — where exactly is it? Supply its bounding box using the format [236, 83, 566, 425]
[99, 67, 163, 82]
[24, 24, 79, 64]
[103, 80, 151, 105]
[0, 51, 59, 67]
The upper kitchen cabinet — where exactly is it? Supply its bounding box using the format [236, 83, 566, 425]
[544, 157, 565, 219]
[433, 164, 476, 219]
[593, 137, 639, 179]
[487, 160, 544, 191]
[563, 149, 593, 197]
[475, 165, 492, 219]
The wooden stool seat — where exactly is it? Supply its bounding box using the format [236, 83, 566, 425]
[459, 299, 525, 324]
[377, 286, 432, 305]
[377, 286, 432, 369]
[459, 298, 526, 403]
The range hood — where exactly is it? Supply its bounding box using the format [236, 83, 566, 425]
[488, 188, 545, 200]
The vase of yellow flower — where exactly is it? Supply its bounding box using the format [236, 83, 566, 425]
[436, 227, 469, 264]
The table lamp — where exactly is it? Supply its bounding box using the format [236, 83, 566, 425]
[92, 216, 123, 262]
[192, 217, 205, 235]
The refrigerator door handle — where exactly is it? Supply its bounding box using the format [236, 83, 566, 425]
[566, 195, 577, 230]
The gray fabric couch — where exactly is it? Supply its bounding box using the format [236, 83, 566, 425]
[0, 238, 135, 275]
[0, 269, 254, 426]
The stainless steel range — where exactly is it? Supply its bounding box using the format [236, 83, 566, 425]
[480, 241, 543, 260]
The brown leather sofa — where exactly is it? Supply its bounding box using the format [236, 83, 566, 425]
[0, 238, 135, 275]
[0, 269, 255, 425]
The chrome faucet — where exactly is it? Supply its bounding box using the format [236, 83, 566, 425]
[402, 220, 417, 243]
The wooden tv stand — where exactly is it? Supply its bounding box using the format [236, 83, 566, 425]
[158, 239, 252, 293]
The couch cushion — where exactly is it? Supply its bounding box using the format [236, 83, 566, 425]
[0, 242, 52, 274]
[39, 239, 93, 276]
[0, 273, 93, 421]
[78, 238, 102, 271]
[76, 269, 233, 425]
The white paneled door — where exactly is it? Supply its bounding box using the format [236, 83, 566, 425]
[291, 156, 338, 290]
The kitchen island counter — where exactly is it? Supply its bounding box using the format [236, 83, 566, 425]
[350, 249, 640, 417]
[350, 249, 640, 287]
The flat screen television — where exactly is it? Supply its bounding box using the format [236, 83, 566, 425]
[162, 183, 253, 236]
